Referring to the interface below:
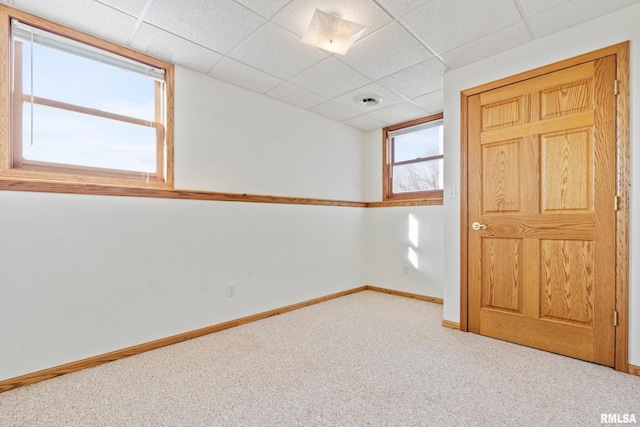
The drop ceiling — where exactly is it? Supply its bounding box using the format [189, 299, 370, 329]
[2, 0, 638, 131]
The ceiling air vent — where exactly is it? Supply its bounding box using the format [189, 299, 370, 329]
[355, 94, 381, 107]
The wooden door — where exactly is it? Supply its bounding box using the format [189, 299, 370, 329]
[467, 57, 616, 366]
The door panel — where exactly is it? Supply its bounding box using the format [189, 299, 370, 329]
[541, 129, 593, 212]
[540, 239, 594, 326]
[540, 78, 592, 119]
[482, 97, 524, 130]
[483, 140, 522, 213]
[467, 57, 616, 366]
[482, 238, 522, 313]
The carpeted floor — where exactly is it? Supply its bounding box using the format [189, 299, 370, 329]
[1, 290, 638, 426]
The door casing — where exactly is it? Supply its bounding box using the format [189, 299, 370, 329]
[459, 42, 630, 372]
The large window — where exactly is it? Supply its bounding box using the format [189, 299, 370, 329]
[383, 113, 444, 202]
[0, 6, 174, 188]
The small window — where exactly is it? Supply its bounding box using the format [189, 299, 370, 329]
[0, 8, 173, 188]
[383, 113, 444, 202]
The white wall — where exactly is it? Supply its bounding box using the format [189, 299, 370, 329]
[0, 67, 366, 381]
[175, 67, 365, 202]
[442, 4, 640, 365]
[362, 130, 445, 298]
[365, 206, 444, 298]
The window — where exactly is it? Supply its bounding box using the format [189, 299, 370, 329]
[0, 6, 174, 188]
[383, 113, 443, 203]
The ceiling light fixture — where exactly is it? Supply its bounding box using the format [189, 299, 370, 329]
[301, 9, 366, 55]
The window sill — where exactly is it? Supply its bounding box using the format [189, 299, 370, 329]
[369, 198, 444, 207]
[0, 167, 172, 190]
[378, 189, 444, 207]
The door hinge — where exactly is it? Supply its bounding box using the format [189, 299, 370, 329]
[614, 310, 618, 327]
[614, 195, 620, 211]
[614, 80, 619, 96]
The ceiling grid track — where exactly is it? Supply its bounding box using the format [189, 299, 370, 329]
[512, 0, 536, 40]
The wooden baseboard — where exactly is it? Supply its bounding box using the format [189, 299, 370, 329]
[1, 283, 632, 393]
[0, 286, 367, 393]
[0, 286, 441, 393]
[441, 320, 460, 330]
[365, 286, 443, 304]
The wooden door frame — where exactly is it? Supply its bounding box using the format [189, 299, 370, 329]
[459, 42, 630, 373]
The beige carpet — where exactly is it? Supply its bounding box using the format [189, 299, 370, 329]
[1, 290, 638, 426]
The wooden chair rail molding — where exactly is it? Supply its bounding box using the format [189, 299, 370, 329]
[0, 179, 439, 208]
[0, 286, 441, 393]
[0, 179, 367, 208]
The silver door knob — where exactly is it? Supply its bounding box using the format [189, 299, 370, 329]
[472, 222, 487, 231]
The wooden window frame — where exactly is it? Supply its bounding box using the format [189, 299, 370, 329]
[382, 113, 444, 204]
[0, 5, 174, 189]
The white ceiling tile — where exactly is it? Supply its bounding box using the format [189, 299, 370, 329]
[310, 100, 363, 122]
[10, 0, 630, 125]
[234, 0, 291, 18]
[342, 114, 388, 131]
[339, 22, 433, 80]
[272, 0, 392, 38]
[210, 58, 283, 93]
[517, 0, 574, 18]
[289, 57, 371, 98]
[440, 22, 531, 68]
[144, 0, 264, 55]
[374, 0, 435, 17]
[529, 0, 640, 38]
[265, 83, 327, 109]
[377, 57, 445, 100]
[131, 23, 223, 74]
[13, 0, 137, 45]
[401, 0, 521, 54]
[230, 23, 327, 80]
[369, 101, 429, 125]
[333, 83, 404, 113]
[96, 0, 149, 16]
[411, 90, 443, 114]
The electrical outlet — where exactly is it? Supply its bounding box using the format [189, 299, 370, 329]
[226, 283, 235, 297]
[403, 266, 409, 276]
